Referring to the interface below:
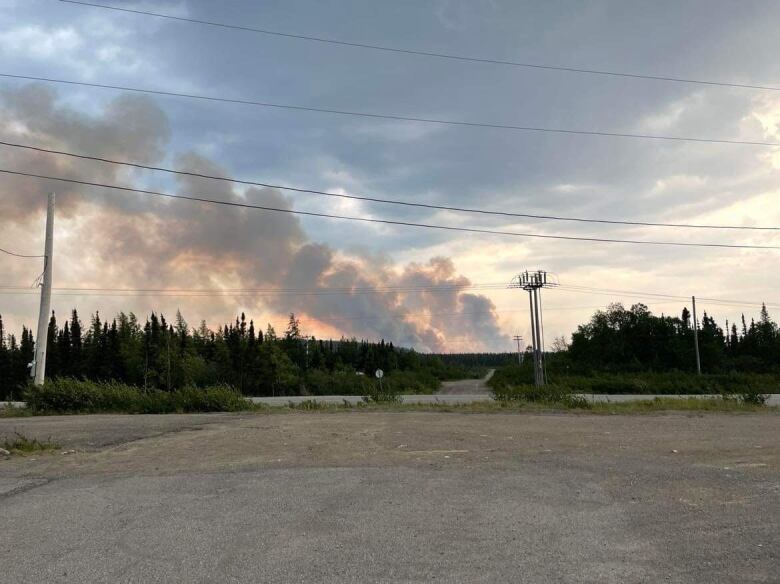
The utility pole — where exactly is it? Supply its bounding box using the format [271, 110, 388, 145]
[692, 295, 702, 375]
[509, 271, 558, 387]
[532, 287, 545, 386]
[528, 289, 539, 384]
[512, 335, 523, 364]
[31, 192, 55, 386]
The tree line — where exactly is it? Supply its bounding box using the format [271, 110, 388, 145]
[562, 302, 779, 373]
[4, 301, 775, 399]
[0, 309, 509, 399]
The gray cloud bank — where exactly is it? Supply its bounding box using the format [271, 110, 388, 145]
[0, 84, 507, 351]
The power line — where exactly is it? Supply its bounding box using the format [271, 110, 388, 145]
[3, 167, 780, 250]
[0, 283, 509, 297]
[2, 72, 779, 147]
[2, 140, 778, 232]
[60, 0, 780, 93]
[557, 284, 780, 309]
[0, 281, 505, 293]
[0, 246, 44, 259]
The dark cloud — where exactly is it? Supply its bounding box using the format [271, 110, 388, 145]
[0, 85, 507, 351]
[0, 84, 169, 219]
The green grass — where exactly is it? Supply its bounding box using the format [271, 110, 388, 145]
[1, 432, 60, 454]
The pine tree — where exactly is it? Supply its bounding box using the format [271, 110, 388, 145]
[285, 313, 301, 340]
[175, 310, 189, 349]
[681, 307, 691, 329]
[59, 321, 71, 375]
[0, 315, 8, 399]
[46, 311, 58, 377]
[70, 309, 83, 376]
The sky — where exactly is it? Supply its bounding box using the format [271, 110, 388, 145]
[1, 0, 779, 353]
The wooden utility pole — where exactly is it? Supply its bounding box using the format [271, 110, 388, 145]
[692, 296, 702, 375]
[32, 192, 55, 386]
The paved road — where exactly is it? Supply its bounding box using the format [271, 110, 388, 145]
[436, 368, 495, 395]
[1, 411, 778, 583]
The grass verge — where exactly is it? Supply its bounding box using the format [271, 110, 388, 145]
[263, 397, 778, 415]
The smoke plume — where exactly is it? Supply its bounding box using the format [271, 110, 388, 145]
[0, 84, 508, 351]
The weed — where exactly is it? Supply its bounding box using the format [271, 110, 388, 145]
[0, 404, 33, 418]
[1, 432, 60, 454]
[289, 399, 332, 410]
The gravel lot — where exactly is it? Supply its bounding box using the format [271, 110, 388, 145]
[1, 411, 778, 583]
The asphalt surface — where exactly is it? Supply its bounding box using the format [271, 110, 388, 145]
[1, 411, 778, 583]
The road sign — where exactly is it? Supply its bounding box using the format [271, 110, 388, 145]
[375, 369, 384, 379]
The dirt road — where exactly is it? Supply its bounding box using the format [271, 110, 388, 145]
[436, 368, 494, 395]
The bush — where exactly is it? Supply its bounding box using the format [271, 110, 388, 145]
[301, 368, 440, 396]
[738, 389, 769, 405]
[24, 378, 249, 414]
[492, 383, 590, 409]
[304, 369, 371, 396]
[488, 367, 780, 396]
[362, 382, 403, 404]
[384, 370, 440, 394]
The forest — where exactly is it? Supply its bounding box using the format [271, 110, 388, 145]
[489, 302, 780, 396]
[564, 302, 780, 373]
[2, 301, 779, 400]
[0, 309, 511, 400]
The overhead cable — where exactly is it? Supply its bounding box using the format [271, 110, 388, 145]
[2, 140, 777, 231]
[1, 72, 778, 147]
[3, 168, 780, 250]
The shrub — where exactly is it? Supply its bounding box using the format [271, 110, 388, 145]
[362, 380, 403, 404]
[738, 389, 769, 406]
[488, 367, 780, 397]
[384, 370, 440, 394]
[492, 383, 590, 409]
[304, 369, 370, 396]
[288, 399, 331, 410]
[24, 379, 249, 414]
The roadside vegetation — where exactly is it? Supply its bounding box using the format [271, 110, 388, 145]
[487, 301, 780, 407]
[489, 366, 774, 405]
[0, 310, 508, 400]
[23, 379, 251, 414]
[1, 378, 774, 416]
[1, 431, 60, 454]
[2, 301, 779, 415]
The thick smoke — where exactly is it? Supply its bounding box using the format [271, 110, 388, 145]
[0, 84, 508, 351]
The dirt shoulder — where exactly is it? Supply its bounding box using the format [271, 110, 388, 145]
[2, 410, 778, 480]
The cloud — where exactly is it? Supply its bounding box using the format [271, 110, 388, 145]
[0, 84, 508, 351]
[0, 25, 82, 58]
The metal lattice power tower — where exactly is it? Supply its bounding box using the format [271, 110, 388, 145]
[512, 334, 524, 364]
[509, 271, 558, 386]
